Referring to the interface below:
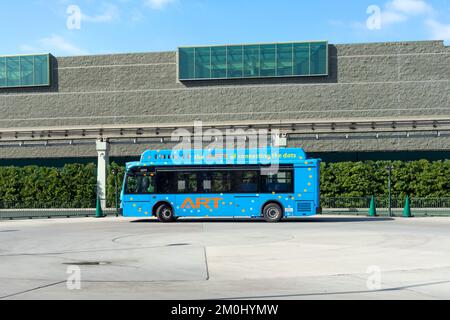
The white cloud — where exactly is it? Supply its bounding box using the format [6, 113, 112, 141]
[20, 35, 88, 56]
[381, 0, 434, 27]
[376, 0, 450, 42]
[387, 0, 434, 16]
[426, 19, 450, 40]
[381, 10, 408, 26]
[82, 4, 119, 23]
[144, 0, 176, 10]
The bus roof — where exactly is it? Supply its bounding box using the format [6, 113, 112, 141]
[127, 148, 313, 168]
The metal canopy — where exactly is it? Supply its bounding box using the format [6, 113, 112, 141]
[0, 117, 449, 143]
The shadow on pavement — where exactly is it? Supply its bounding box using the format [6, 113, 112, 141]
[218, 278, 450, 300]
[130, 217, 395, 224]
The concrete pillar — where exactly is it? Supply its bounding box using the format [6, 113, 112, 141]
[96, 139, 110, 209]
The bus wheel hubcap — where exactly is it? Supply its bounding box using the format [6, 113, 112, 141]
[162, 208, 172, 219]
[268, 208, 279, 219]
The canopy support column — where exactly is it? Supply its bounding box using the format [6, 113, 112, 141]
[96, 139, 110, 210]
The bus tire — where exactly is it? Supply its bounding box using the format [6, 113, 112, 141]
[263, 203, 283, 223]
[156, 204, 176, 223]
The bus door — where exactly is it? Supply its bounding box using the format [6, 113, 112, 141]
[176, 172, 205, 217]
[178, 170, 235, 217]
[232, 170, 260, 217]
[122, 169, 156, 217]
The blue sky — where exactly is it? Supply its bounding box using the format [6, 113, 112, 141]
[0, 0, 449, 56]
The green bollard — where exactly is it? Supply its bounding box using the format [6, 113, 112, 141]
[403, 196, 412, 218]
[96, 196, 104, 218]
[369, 196, 377, 217]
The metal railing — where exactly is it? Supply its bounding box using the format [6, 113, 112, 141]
[0, 199, 117, 220]
[321, 197, 372, 209]
[321, 197, 450, 217]
[1, 197, 449, 220]
[0, 200, 96, 210]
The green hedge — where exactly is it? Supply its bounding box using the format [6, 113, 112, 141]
[0, 164, 97, 208]
[321, 160, 450, 198]
[0, 160, 449, 208]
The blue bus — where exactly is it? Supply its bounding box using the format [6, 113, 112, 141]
[121, 148, 321, 222]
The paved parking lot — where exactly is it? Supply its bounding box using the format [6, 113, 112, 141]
[1, 216, 450, 300]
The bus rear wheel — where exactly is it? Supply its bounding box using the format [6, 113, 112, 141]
[156, 204, 176, 223]
[263, 203, 283, 223]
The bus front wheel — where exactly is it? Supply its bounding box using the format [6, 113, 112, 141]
[156, 204, 176, 223]
[263, 203, 283, 223]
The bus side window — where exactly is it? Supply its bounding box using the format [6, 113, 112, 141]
[156, 172, 177, 194]
[141, 176, 155, 194]
[261, 170, 294, 193]
[188, 173, 198, 193]
[231, 170, 258, 193]
[201, 172, 212, 193]
[212, 171, 232, 193]
[177, 172, 198, 193]
[178, 179, 186, 192]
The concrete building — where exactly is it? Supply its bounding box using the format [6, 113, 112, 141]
[1, 40, 449, 204]
[1, 40, 450, 160]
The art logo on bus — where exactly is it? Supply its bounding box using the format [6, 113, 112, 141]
[181, 198, 224, 210]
